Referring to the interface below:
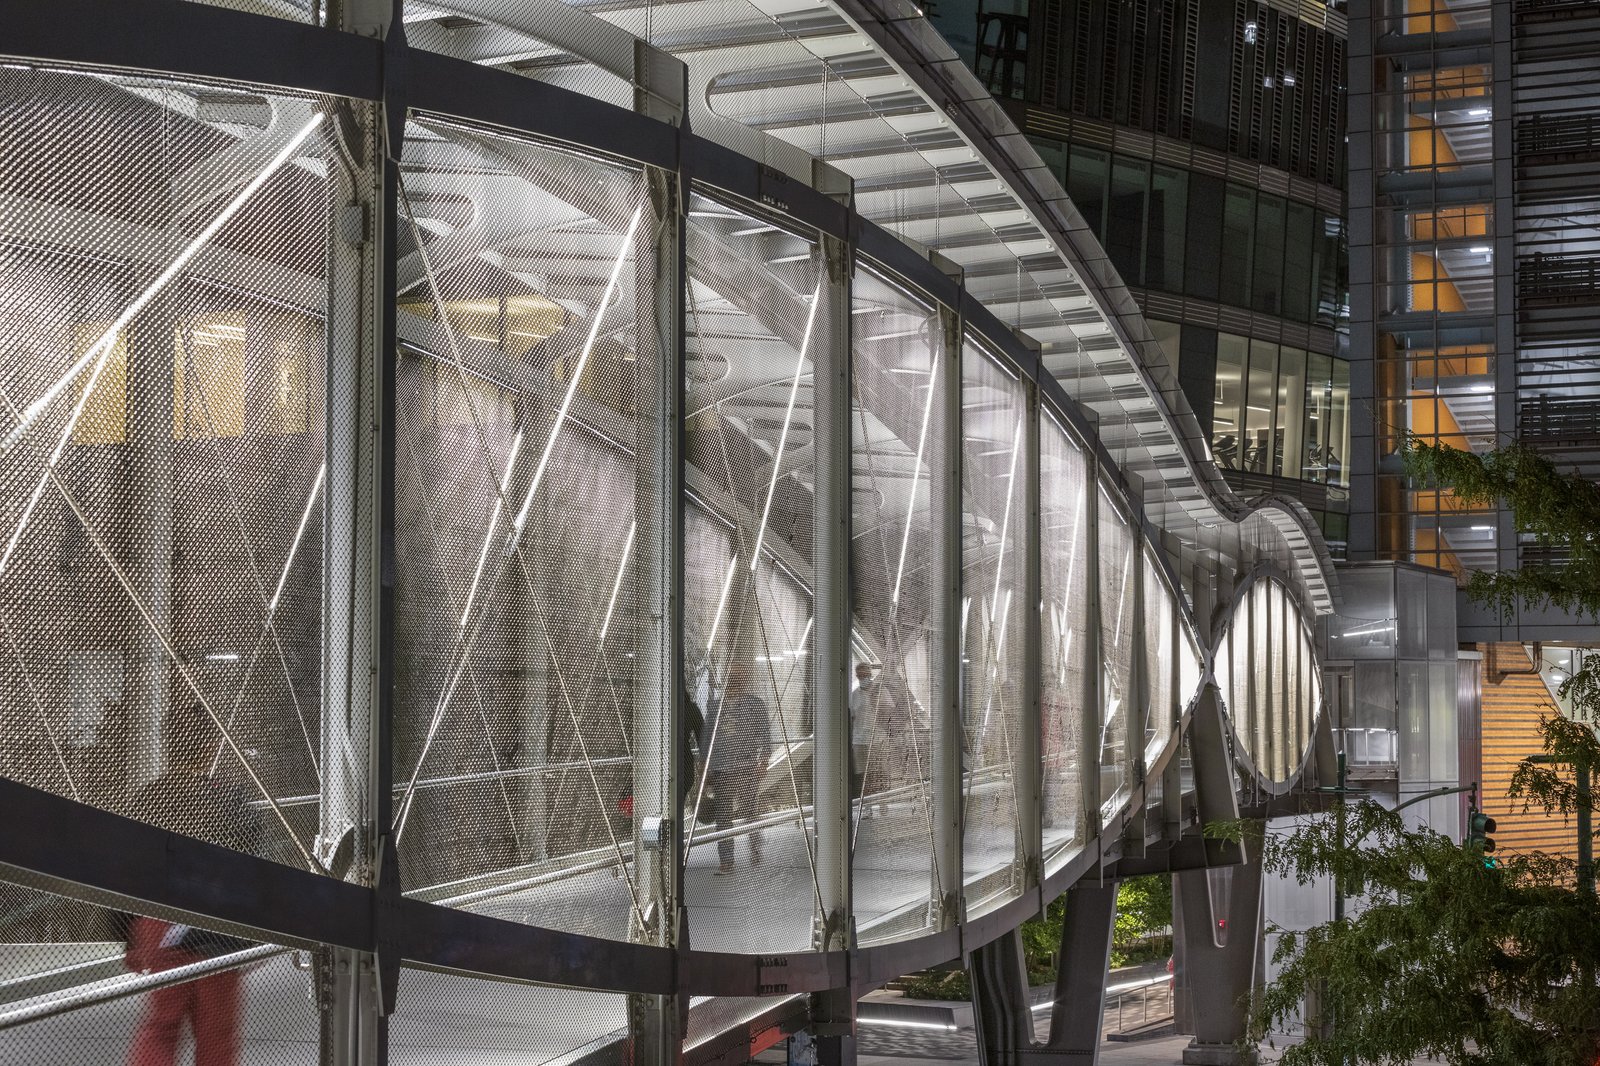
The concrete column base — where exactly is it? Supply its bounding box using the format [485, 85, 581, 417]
[1181, 1040, 1257, 1065]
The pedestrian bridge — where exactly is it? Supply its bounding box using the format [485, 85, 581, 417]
[0, 1, 1336, 1062]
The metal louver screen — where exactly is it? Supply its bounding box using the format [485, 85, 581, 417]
[392, 115, 661, 942]
[849, 268, 944, 946]
[960, 344, 1028, 914]
[682, 192, 824, 953]
[0, 66, 336, 873]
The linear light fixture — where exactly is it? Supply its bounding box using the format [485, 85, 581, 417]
[750, 282, 822, 571]
[267, 464, 326, 617]
[891, 356, 940, 606]
[596, 519, 637, 644]
[0, 113, 326, 576]
[988, 422, 1023, 625]
[513, 205, 644, 532]
[1, 113, 325, 457]
[706, 554, 740, 652]
[459, 433, 524, 627]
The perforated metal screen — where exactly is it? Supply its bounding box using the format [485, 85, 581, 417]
[959, 343, 1028, 914]
[849, 267, 944, 945]
[392, 116, 662, 941]
[1039, 411, 1087, 869]
[1096, 490, 1134, 822]
[389, 967, 627, 1066]
[0, 66, 339, 873]
[682, 191, 825, 952]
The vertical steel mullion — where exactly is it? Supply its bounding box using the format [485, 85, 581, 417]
[627, 160, 686, 1066]
[814, 232, 853, 952]
[1163, 574, 1182, 837]
[1018, 383, 1042, 896]
[933, 304, 964, 928]
[1130, 534, 1147, 798]
[1081, 449, 1103, 855]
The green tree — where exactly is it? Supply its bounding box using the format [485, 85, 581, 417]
[1245, 440, 1600, 1065]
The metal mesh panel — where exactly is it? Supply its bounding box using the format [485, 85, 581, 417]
[1251, 581, 1272, 777]
[1228, 593, 1251, 765]
[849, 267, 943, 945]
[0, 67, 337, 872]
[392, 116, 660, 942]
[684, 993, 799, 1051]
[1096, 491, 1134, 821]
[959, 343, 1027, 913]
[1142, 557, 1176, 767]
[681, 192, 823, 952]
[0, 880, 315, 1063]
[1039, 411, 1086, 869]
[180, 0, 315, 20]
[389, 967, 626, 1065]
[1179, 625, 1202, 713]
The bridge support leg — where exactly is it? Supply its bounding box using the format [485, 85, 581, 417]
[1039, 879, 1117, 1062]
[969, 928, 1035, 1066]
[970, 877, 1117, 1066]
[1173, 851, 1264, 1065]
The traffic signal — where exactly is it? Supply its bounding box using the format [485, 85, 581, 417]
[1467, 808, 1497, 855]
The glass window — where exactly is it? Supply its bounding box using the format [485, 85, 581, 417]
[1276, 346, 1307, 479]
[1303, 350, 1333, 482]
[1243, 339, 1278, 474]
[1330, 358, 1350, 487]
[1146, 165, 1187, 293]
[1107, 156, 1150, 285]
[1283, 201, 1315, 323]
[1149, 318, 1182, 367]
[1218, 184, 1255, 309]
[1212, 333, 1246, 470]
[1067, 147, 1109, 240]
[1253, 193, 1287, 316]
[1185, 174, 1225, 302]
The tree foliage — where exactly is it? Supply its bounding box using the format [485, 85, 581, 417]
[1247, 439, 1600, 1064]
[1250, 804, 1600, 1066]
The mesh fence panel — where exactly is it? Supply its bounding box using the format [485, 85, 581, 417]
[388, 967, 627, 1066]
[0, 880, 316, 1064]
[959, 344, 1027, 913]
[0, 67, 337, 872]
[392, 116, 660, 942]
[682, 191, 823, 952]
[1096, 493, 1134, 822]
[849, 267, 943, 945]
[1039, 412, 1087, 869]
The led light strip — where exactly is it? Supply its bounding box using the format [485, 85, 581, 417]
[891, 354, 941, 606]
[749, 280, 822, 571]
[0, 113, 326, 575]
[267, 465, 325, 618]
[458, 433, 524, 627]
[705, 553, 740, 652]
[512, 205, 645, 532]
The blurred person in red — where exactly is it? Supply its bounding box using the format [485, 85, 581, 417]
[123, 704, 258, 1066]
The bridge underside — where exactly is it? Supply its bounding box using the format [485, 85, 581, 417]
[0, 2, 1336, 1064]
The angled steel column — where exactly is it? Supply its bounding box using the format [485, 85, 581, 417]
[1040, 878, 1118, 1063]
[1175, 832, 1264, 1066]
[1018, 382, 1042, 895]
[628, 159, 687, 1066]
[969, 928, 1034, 1066]
[933, 300, 964, 927]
